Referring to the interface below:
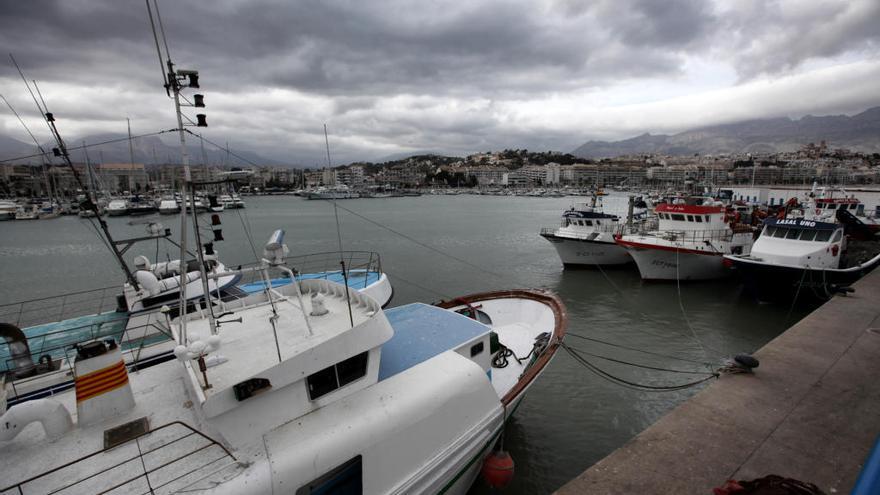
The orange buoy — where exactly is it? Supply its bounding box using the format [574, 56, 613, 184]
[481, 450, 515, 488]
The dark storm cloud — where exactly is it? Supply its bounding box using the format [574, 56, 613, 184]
[0, 0, 699, 96]
[720, 0, 880, 78]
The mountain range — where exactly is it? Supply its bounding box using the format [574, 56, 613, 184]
[572, 106, 880, 158]
[3, 106, 879, 167]
[0, 132, 285, 167]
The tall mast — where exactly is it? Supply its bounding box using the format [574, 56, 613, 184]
[9, 55, 138, 289]
[147, 0, 215, 335]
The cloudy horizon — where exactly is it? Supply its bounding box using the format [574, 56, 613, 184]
[1, 0, 878, 165]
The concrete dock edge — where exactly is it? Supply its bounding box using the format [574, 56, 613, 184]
[557, 269, 880, 494]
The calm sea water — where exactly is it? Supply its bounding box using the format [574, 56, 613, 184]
[0, 194, 811, 494]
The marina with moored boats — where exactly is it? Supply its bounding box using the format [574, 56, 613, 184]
[2, 2, 880, 494]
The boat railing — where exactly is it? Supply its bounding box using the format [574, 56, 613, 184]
[2, 319, 173, 398]
[0, 285, 123, 329]
[235, 250, 383, 290]
[633, 228, 739, 243]
[542, 217, 658, 239]
[1, 420, 242, 495]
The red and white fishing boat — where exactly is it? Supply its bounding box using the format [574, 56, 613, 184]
[615, 200, 755, 280]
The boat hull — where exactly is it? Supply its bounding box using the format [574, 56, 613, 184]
[619, 242, 729, 280]
[541, 233, 631, 266]
[728, 255, 880, 303]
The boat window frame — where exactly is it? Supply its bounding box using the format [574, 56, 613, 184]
[815, 230, 832, 242]
[694, 215, 703, 223]
[785, 228, 800, 240]
[470, 341, 484, 357]
[764, 226, 777, 237]
[306, 351, 369, 401]
[296, 455, 363, 495]
[799, 229, 817, 241]
[686, 215, 694, 222]
[832, 229, 843, 243]
[671, 214, 685, 221]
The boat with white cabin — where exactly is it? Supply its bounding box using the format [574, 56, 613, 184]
[616, 199, 755, 280]
[0, 200, 17, 221]
[0, 229, 565, 494]
[725, 196, 880, 302]
[106, 198, 129, 216]
[540, 195, 648, 266]
[158, 197, 181, 214]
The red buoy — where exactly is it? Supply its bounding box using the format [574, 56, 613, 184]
[481, 450, 515, 488]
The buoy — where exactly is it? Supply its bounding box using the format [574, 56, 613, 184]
[734, 354, 759, 370]
[481, 450, 515, 488]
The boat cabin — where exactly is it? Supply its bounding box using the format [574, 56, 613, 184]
[752, 218, 845, 269]
[654, 203, 728, 231]
[560, 207, 619, 230]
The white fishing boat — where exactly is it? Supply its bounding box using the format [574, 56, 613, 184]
[157, 198, 181, 214]
[106, 198, 129, 216]
[14, 204, 39, 220]
[616, 200, 755, 280]
[725, 191, 880, 303]
[540, 196, 648, 266]
[0, 200, 19, 220]
[307, 185, 360, 200]
[1, 12, 563, 492]
[184, 197, 207, 212]
[37, 202, 61, 219]
[0, 229, 565, 494]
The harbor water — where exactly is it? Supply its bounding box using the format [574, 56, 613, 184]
[0, 194, 813, 494]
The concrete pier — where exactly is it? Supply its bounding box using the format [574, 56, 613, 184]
[558, 270, 880, 494]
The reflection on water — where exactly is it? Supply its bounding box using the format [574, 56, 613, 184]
[0, 194, 811, 494]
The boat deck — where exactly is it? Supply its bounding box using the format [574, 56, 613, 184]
[380, 303, 488, 381]
[184, 288, 374, 397]
[1, 312, 130, 372]
[0, 360, 213, 494]
[237, 270, 382, 295]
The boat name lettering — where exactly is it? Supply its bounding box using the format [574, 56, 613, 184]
[777, 219, 816, 227]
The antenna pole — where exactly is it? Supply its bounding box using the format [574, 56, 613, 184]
[9, 57, 138, 290]
[325, 124, 355, 327]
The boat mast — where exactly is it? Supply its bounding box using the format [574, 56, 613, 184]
[148, 0, 216, 336]
[9, 55, 139, 289]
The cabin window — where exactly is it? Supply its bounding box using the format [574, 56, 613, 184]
[764, 226, 777, 237]
[671, 214, 685, 221]
[785, 228, 800, 240]
[839, 204, 847, 211]
[705, 215, 710, 222]
[296, 456, 363, 495]
[694, 215, 702, 223]
[686, 215, 694, 222]
[815, 230, 832, 242]
[772, 227, 788, 238]
[799, 229, 817, 241]
[850, 204, 857, 210]
[470, 342, 484, 357]
[306, 351, 369, 400]
[832, 230, 843, 243]
[584, 220, 593, 226]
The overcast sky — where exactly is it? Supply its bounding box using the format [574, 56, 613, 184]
[1, 0, 878, 165]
